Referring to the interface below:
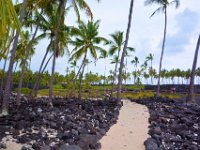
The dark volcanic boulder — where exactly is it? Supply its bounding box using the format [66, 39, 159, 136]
[59, 144, 82, 150]
[78, 134, 98, 150]
[144, 138, 159, 150]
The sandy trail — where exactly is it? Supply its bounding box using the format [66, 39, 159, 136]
[100, 99, 150, 150]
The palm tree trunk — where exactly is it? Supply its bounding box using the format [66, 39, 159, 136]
[69, 53, 87, 98]
[26, 58, 31, 88]
[14, 61, 19, 72]
[117, 0, 134, 103]
[110, 50, 120, 99]
[34, 53, 53, 96]
[0, 56, 8, 98]
[16, 22, 40, 105]
[156, 7, 167, 97]
[151, 61, 153, 85]
[1, 0, 27, 116]
[49, 0, 66, 104]
[103, 59, 107, 94]
[78, 63, 86, 100]
[187, 35, 200, 103]
[31, 39, 52, 96]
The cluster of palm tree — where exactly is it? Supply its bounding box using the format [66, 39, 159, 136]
[1, 0, 200, 115]
[0, 0, 105, 115]
[0, 0, 139, 115]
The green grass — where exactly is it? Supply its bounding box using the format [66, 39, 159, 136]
[37, 84, 184, 100]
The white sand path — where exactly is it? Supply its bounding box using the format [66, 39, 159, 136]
[100, 99, 150, 150]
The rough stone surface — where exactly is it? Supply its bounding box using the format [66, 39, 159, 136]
[132, 97, 200, 150]
[0, 95, 120, 150]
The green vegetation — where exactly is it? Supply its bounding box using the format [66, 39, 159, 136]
[0, 0, 199, 116]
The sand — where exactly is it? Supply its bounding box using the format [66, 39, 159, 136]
[100, 99, 150, 150]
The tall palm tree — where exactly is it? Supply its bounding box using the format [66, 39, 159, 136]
[49, 0, 67, 104]
[145, 53, 154, 84]
[117, 0, 135, 102]
[31, 4, 70, 97]
[145, 0, 180, 96]
[187, 35, 200, 103]
[16, 28, 40, 105]
[131, 56, 139, 83]
[1, 0, 27, 116]
[69, 20, 108, 100]
[109, 31, 134, 99]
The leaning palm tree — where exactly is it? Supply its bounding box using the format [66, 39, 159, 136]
[145, 0, 180, 96]
[187, 35, 200, 103]
[1, 0, 27, 116]
[49, 0, 67, 104]
[109, 31, 134, 99]
[31, 4, 70, 97]
[69, 20, 108, 100]
[117, 0, 135, 102]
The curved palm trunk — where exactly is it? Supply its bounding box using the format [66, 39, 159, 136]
[16, 23, 40, 105]
[187, 35, 200, 103]
[49, 1, 66, 103]
[14, 61, 19, 72]
[78, 63, 86, 100]
[34, 53, 53, 96]
[26, 58, 31, 88]
[110, 50, 120, 99]
[103, 59, 107, 94]
[0, 56, 8, 98]
[1, 0, 27, 116]
[150, 61, 153, 85]
[31, 39, 52, 96]
[117, 0, 134, 103]
[156, 7, 167, 97]
[69, 53, 87, 98]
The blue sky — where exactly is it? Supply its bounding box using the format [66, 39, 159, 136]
[2, 0, 200, 76]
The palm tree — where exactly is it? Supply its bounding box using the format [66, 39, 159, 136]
[16, 29, 39, 105]
[117, 0, 135, 102]
[187, 35, 200, 103]
[109, 31, 134, 99]
[69, 20, 108, 100]
[31, 4, 70, 97]
[1, 0, 27, 116]
[131, 56, 139, 83]
[145, 53, 154, 84]
[49, 0, 67, 104]
[99, 50, 108, 92]
[145, 0, 180, 96]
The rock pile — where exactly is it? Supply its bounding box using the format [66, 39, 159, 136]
[0, 96, 120, 150]
[132, 97, 200, 150]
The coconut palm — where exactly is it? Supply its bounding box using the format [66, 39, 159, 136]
[31, 5, 70, 97]
[117, 0, 135, 102]
[131, 56, 139, 83]
[69, 20, 108, 100]
[49, 0, 68, 104]
[16, 29, 40, 105]
[145, 0, 180, 96]
[145, 53, 154, 84]
[1, 0, 27, 116]
[109, 31, 134, 99]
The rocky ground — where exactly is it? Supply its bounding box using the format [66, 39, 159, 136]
[131, 97, 200, 150]
[0, 96, 121, 150]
